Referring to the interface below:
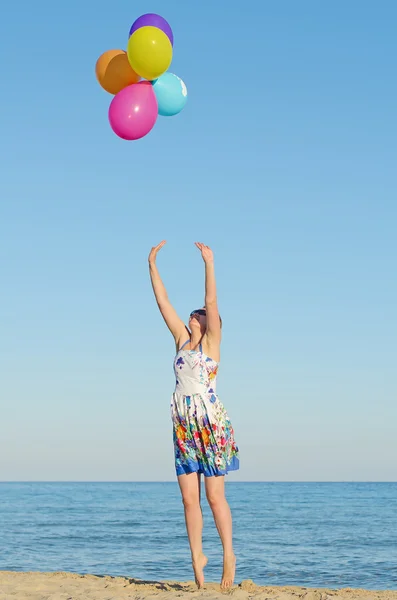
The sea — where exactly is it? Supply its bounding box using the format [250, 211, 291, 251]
[1, 482, 396, 590]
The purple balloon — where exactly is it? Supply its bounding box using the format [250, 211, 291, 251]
[129, 13, 174, 46]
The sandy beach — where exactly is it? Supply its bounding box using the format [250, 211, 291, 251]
[0, 572, 395, 600]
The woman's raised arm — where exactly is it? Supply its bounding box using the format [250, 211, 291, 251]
[149, 241, 187, 344]
[195, 242, 221, 343]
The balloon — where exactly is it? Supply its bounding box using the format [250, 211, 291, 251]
[129, 13, 174, 46]
[108, 81, 158, 140]
[95, 49, 140, 95]
[152, 73, 187, 116]
[127, 26, 172, 81]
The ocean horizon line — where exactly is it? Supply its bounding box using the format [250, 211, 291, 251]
[1, 480, 396, 484]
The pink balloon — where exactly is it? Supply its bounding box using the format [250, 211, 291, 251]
[108, 81, 158, 140]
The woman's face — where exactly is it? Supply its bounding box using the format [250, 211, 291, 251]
[189, 309, 207, 332]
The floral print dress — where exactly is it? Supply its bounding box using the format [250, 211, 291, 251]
[171, 340, 239, 477]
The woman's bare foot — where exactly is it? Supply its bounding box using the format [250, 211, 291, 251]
[192, 552, 208, 588]
[221, 552, 236, 590]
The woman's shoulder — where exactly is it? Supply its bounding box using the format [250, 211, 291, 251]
[176, 335, 191, 353]
[202, 333, 221, 363]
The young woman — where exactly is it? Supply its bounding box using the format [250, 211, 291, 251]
[148, 241, 239, 590]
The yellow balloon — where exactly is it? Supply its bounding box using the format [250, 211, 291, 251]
[127, 26, 173, 81]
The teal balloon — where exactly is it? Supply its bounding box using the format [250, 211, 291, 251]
[152, 72, 188, 117]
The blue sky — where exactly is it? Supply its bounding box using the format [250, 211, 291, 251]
[1, 0, 396, 481]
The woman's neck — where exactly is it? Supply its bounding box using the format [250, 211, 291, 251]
[190, 333, 203, 347]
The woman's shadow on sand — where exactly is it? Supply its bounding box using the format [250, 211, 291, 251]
[94, 574, 188, 592]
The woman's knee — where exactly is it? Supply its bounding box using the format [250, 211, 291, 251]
[205, 487, 225, 509]
[181, 492, 200, 509]
[178, 472, 201, 509]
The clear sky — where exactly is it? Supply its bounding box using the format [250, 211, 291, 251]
[1, 0, 396, 482]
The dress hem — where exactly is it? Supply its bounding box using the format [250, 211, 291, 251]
[175, 456, 240, 478]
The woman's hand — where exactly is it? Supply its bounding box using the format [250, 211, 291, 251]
[195, 242, 214, 264]
[148, 240, 166, 265]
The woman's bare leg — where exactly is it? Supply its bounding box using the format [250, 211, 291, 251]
[205, 475, 236, 589]
[178, 472, 208, 588]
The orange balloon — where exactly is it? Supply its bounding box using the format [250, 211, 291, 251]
[95, 49, 140, 94]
